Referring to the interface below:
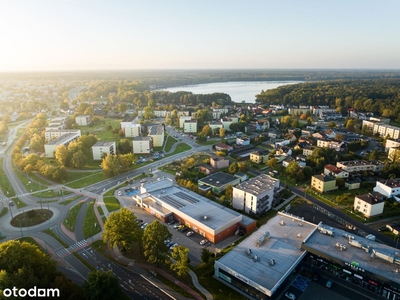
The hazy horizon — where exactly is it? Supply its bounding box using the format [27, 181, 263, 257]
[1, 1, 400, 72]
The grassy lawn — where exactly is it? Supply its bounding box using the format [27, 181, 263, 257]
[11, 209, 53, 227]
[60, 195, 82, 205]
[63, 202, 84, 232]
[102, 216, 107, 223]
[10, 197, 28, 209]
[44, 228, 69, 248]
[13, 166, 48, 192]
[103, 197, 121, 212]
[0, 158, 16, 197]
[161, 152, 210, 174]
[83, 200, 102, 239]
[65, 171, 105, 188]
[194, 261, 246, 300]
[97, 205, 104, 216]
[164, 135, 178, 152]
[168, 143, 191, 155]
[78, 118, 123, 142]
[0, 207, 8, 218]
[32, 189, 72, 198]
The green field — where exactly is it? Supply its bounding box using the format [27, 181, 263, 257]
[78, 118, 123, 142]
[65, 171, 105, 188]
[103, 196, 121, 212]
[63, 202, 84, 231]
[164, 135, 178, 152]
[83, 200, 102, 239]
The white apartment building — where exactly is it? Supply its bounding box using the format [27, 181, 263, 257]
[221, 117, 239, 131]
[124, 123, 141, 138]
[233, 174, 280, 215]
[373, 179, 400, 198]
[45, 129, 81, 141]
[120, 116, 138, 132]
[385, 139, 400, 150]
[132, 136, 153, 154]
[208, 121, 224, 134]
[373, 123, 400, 139]
[44, 133, 80, 158]
[75, 115, 92, 126]
[183, 120, 197, 133]
[148, 125, 164, 147]
[91, 141, 116, 160]
[179, 116, 192, 128]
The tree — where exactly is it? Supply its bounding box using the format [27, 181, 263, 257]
[201, 248, 212, 263]
[266, 157, 278, 169]
[71, 150, 87, 169]
[103, 208, 142, 252]
[225, 184, 233, 201]
[286, 161, 301, 181]
[201, 125, 212, 137]
[118, 139, 132, 154]
[169, 246, 190, 277]
[101, 154, 120, 177]
[55, 145, 71, 167]
[0, 240, 83, 298]
[29, 134, 44, 152]
[117, 103, 127, 113]
[82, 270, 123, 300]
[328, 121, 336, 128]
[228, 162, 239, 174]
[142, 220, 172, 266]
[219, 127, 226, 139]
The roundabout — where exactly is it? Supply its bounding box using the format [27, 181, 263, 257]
[11, 209, 53, 228]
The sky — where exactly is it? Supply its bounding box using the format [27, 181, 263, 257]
[0, 0, 399, 71]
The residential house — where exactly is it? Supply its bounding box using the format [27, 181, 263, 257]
[199, 164, 216, 175]
[336, 160, 385, 173]
[210, 156, 230, 169]
[302, 146, 315, 157]
[215, 143, 233, 152]
[311, 174, 337, 193]
[373, 179, 400, 198]
[354, 192, 385, 218]
[276, 146, 292, 156]
[250, 150, 269, 164]
[324, 164, 349, 179]
[236, 137, 250, 146]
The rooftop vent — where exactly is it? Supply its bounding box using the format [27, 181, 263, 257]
[203, 215, 208, 220]
[279, 220, 285, 226]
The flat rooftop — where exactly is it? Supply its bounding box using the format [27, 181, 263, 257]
[138, 179, 245, 231]
[133, 136, 152, 141]
[46, 133, 79, 145]
[198, 172, 238, 187]
[216, 212, 318, 296]
[148, 125, 164, 135]
[337, 160, 384, 167]
[92, 141, 115, 147]
[234, 174, 279, 196]
[303, 225, 400, 285]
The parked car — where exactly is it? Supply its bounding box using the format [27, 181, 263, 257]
[285, 292, 296, 300]
[200, 239, 208, 246]
[312, 273, 319, 281]
[378, 226, 388, 232]
[186, 231, 194, 237]
[140, 223, 148, 229]
[180, 227, 188, 232]
[326, 280, 332, 288]
[166, 241, 175, 248]
[9, 201, 14, 206]
[173, 223, 181, 229]
[117, 191, 122, 196]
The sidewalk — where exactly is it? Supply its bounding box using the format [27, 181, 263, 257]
[273, 194, 297, 211]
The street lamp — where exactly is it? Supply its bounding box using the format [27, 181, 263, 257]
[17, 219, 23, 238]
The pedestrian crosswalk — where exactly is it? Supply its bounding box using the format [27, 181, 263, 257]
[56, 240, 89, 258]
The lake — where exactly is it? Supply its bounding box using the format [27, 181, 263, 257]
[159, 81, 302, 103]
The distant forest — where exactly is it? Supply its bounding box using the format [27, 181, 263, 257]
[256, 79, 400, 121]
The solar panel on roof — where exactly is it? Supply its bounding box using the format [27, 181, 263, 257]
[161, 195, 186, 209]
[175, 192, 199, 204]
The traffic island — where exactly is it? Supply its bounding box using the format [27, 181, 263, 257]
[10, 209, 53, 227]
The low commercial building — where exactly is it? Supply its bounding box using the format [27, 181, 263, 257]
[132, 136, 153, 154]
[233, 174, 280, 215]
[91, 141, 116, 160]
[215, 143, 233, 152]
[311, 174, 337, 193]
[198, 172, 241, 194]
[75, 115, 91, 126]
[148, 125, 164, 147]
[236, 137, 250, 146]
[373, 179, 400, 198]
[44, 133, 80, 158]
[354, 192, 385, 218]
[134, 178, 257, 244]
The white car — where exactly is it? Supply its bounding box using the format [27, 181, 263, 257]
[141, 223, 148, 229]
[117, 191, 122, 196]
[186, 231, 194, 237]
[200, 239, 208, 246]
[285, 292, 296, 300]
